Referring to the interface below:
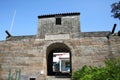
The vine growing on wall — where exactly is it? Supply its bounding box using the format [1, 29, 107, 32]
[0, 64, 1, 71]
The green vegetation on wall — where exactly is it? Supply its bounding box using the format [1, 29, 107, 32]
[0, 64, 1, 71]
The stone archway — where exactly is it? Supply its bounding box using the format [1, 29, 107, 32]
[46, 43, 72, 77]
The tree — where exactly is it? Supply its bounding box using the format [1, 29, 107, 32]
[111, 1, 120, 20]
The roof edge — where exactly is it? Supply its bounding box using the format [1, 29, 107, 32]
[38, 12, 80, 18]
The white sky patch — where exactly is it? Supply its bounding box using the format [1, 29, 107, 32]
[10, 9, 16, 33]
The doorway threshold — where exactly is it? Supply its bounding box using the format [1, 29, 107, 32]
[46, 76, 71, 80]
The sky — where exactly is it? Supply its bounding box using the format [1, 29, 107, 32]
[0, 0, 120, 40]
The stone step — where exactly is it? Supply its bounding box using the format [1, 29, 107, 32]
[46, 76, 71, 80]
[46, 78, 71, 80]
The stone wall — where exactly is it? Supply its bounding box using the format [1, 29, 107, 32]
[1, 12, 119, 80]
[0, 39, 45, 80]
[0, 34, 120, 80]
[37, 14, 80, 39]
[72, 36, 120, 71]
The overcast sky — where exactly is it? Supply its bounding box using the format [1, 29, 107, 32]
[0, 0, 119, 40]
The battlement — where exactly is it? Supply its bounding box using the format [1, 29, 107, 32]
[5, 31, 111, 41]
[72, 31, 110, 38]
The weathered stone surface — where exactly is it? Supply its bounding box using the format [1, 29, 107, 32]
[45, 34, 70, 40]
[37, 13, 80, 39]
[1, 36, 120, 80]
[0, 12, 120, 80]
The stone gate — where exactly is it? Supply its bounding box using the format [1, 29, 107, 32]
[0, 12, 120, 80]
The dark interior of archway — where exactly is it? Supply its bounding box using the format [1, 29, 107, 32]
[29, 78, 36, 80]
[47, 43, 71, 77]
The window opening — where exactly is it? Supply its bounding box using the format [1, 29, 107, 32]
[56, 18, 61, 25]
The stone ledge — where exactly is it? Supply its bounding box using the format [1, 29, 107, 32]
[45, 34, 70, 40]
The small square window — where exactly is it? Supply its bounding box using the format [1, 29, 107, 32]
[56, 18, 61, 25]
[30, 78, 36, 80]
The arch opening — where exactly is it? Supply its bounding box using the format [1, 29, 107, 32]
[46, 43, 72, 77]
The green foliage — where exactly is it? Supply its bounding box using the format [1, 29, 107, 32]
[0, 64, 1, 71]
[111, 1, 120, 20]
[72, 58, 120, 80]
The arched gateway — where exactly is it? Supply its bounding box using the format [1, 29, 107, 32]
[46, 43, 72, 77]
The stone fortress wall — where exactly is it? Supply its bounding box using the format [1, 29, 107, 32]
[0, 12, 120, 80]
